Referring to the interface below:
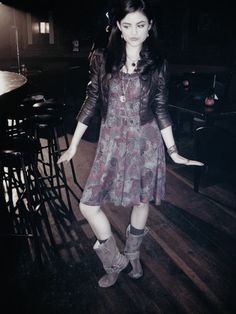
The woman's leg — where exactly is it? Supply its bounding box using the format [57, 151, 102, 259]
[79, 202, 112, 240]
[125, 203, 149, 279]
[80, 202, 128, 288]
[130, 202, 149, 230]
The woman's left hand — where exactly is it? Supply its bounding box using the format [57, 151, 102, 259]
[170, 153, 204, 166]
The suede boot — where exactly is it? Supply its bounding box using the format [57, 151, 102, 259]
[124, 224, 149, 279]
[93, 234, 129, 288]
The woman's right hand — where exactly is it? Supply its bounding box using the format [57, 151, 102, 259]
[57, 145, 77, 164]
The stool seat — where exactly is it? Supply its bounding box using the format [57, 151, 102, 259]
[32, 100, 66, 112]
[21, 94, 45, 107]
[0, 137, 40, 155]
[29, 114, 63, 129]
[4, 107, 29, 120]
[27, 105, 60, 116]
[0, 137, 40, 167]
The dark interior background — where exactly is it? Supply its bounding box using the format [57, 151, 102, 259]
[0, 0, 235, 65]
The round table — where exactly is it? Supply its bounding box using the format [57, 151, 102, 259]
[0, 70, 27, 97]
[0, 70, 27, 127]
[0, 71, 27, 213]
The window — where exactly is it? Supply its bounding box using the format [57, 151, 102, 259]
[39, 22, 49, 34]
[27, 12, 54, 45]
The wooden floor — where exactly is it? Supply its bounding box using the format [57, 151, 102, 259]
[3, 135, 236, 314]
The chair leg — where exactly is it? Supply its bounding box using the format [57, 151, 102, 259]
[53, 128, 74, 210]
[63, 129, 83, 191]
[49, 137, 63, 198]
[0, 164, 14, 234]
[21, 158, 43, 269]
[32, 159, 58, 251]
[194, 166, 202, 192]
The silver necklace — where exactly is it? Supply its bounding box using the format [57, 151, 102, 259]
[127, 55, 139, 67]
[120, 66, 132, 103]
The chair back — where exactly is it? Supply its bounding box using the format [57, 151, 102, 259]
[194, 126, 236, 176]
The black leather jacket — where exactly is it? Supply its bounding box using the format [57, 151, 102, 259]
[77, 49, 172, 130]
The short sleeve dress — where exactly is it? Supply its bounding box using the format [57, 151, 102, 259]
[80, 70, 166, 207]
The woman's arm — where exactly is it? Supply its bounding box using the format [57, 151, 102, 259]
[76, 49, 102, 125]
[152, 60, 172, 130]
[57, 121, 88, 163]
[161, 125, 203, 166]
[153, 60, 203, 166]
[58, 49, 102, 164]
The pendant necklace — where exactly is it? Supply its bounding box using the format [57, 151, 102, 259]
[120, 65, 132, 103]
[127, 55, 139, 68]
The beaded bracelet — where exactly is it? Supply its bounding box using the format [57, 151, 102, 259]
[167, 144, 178, 156]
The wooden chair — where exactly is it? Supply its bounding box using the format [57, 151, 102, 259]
[193, 126, 236, 192]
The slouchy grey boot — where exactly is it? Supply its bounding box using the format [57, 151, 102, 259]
[124, 224, 149, 279]
[93, 234, 129, 288]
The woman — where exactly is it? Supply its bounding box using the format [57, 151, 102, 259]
[58, 0, 203, 288]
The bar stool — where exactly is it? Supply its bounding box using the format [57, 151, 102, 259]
[2, 94, 45, 140]
[26, 105, 82, 211]
[0, 136, 44, 268]
[21, 94, 45, 107]
[3, 107, 31, 139]
[7, 98, 76, 183]
[32, 101, 83, 189]
[32, 99, 83, 191]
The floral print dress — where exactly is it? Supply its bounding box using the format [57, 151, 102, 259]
[80, 71, 166, 207]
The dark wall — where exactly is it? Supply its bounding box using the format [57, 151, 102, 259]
[0, 0, 235, 65]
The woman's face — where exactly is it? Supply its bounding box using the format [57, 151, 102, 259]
[117, 11, 151, 48]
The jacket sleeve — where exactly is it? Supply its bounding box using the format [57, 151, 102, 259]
[152, 59, 172, 130]
[76, 49, 102, 125]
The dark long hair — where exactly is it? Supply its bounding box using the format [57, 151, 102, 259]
[105, 0, 162, 75]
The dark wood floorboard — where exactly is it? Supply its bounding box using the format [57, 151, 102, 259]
[3, 136, 236, 314]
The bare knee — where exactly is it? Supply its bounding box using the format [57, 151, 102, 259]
[79, 202, 100, 220]
[133, 203, 149, 212]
